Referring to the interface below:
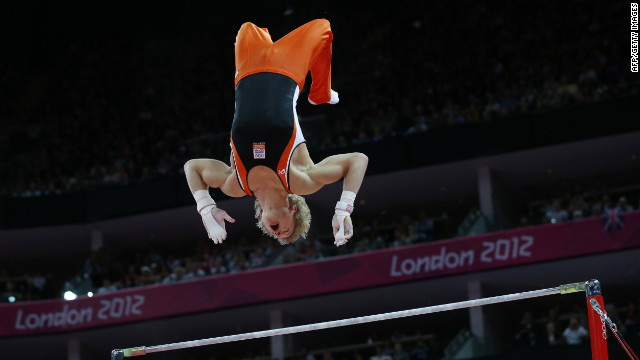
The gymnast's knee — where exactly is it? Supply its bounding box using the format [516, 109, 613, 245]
[240, 22, 258, 29]
[310, 18, 331, 30]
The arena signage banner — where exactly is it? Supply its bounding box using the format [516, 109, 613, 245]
[1, 211, 639, 337]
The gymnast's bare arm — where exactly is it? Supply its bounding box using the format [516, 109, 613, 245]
[183, 156, 246, 198]
[184, 156, 245, 244]
[292, 151, 368, 245]
[292, 152, 369, 195]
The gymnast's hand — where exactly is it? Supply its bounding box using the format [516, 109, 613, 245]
[332, 191, 355, 246]
[332, 213, 353, 246]
[201, 207, 235, 244]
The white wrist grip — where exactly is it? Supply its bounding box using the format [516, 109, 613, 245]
[335, 201, 353, 216]
[194, 189, 216, 216]
[337, 190, 356, 214]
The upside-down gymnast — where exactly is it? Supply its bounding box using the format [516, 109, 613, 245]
[184, 19, 368, 246]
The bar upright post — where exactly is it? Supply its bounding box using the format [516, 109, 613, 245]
[587, 280, 608, 360]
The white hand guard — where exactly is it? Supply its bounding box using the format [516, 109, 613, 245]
[194, 190, 235, 244]
[308, 89, 339, 105]
[332, 191, 356, 246]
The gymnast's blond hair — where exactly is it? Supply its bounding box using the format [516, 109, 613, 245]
[254, 194, 311, 245]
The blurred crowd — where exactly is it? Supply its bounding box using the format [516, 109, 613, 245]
[520, 184, 638, 227]
[1, 1, 636, 198]
[512, 301, 640, 351]
[1, 203, 451, 302]
[190, 328, 436, 360]
[299, 330, 436, 360]
[86, 238, 276, 295]
[3, 179, 637, 303]
[0, 268, 48, 303]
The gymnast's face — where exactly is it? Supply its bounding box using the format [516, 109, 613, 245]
[262, 205, 297, 239]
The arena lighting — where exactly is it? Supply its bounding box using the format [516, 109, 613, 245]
[8, 296, 15, 303]
[62, 275, 94, 300]
[63, 291, 78, 301]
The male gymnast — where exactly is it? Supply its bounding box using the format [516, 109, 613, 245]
[184, 19, 368, 246]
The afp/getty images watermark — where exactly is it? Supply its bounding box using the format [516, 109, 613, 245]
[632, 3, 638, 72]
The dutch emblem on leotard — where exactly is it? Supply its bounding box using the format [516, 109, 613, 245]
[253, 142, 266, 159]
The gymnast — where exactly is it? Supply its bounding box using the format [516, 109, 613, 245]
[184, 19, 368, 246]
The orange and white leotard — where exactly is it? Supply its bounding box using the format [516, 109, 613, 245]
[230, 19, 334, 196]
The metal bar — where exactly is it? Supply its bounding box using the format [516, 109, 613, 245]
[114, 281, 587, 357]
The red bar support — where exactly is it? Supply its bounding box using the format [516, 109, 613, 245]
[587, 280, 608, 360]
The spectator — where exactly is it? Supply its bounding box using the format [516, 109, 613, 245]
[590, 194, 606, 216]
[393, 342, 410, 360]
[156, 265, 173, 284]
[96, 278, 118, 293]
[199, 251, 214, 274]
[137, 266, 156, 286]
[410, 340, 429, 360]
[562, 317, 589, 345]
[390, 329, 408, 342]
[225, 250, 249, 273]
[2, 282, 22, 303]
[623, 301, 638, 336]
[31, 272, 47, 295]
[147, 246, 164, 267]
[294, 241, 318, 262]
[301, 347, 315, 360]
[545, 200, 569, 223]
[248, 248, 266, 268]
[322, 351, 335, 360]
[381, 340, 395, 357]
[405, 105, 429, 134]
[370, 346, 392, 360]
[606, 304, 627, 334]
[126, 265, 140, 286]
[172, 267, 187, 282]
[120, 274, 134, 289]
[568, 195, 589, 220]
[616, 196, 634, 212]
[601, 195, 613, 213]
[20, 273, 46, 300]
[546, 306, 561, 334]
[21, 277, 38, 301]
[183, 259, 206, 280]
[415, 210, 435, 241]
[210, 259, 228, 275]
[514, 311, 537, 349]
[352, 239, 372, 254]
[392, 230, 411, 248]
[543, 321, 563, 346]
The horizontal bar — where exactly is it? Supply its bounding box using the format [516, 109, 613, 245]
[119, 281, 587, 357]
